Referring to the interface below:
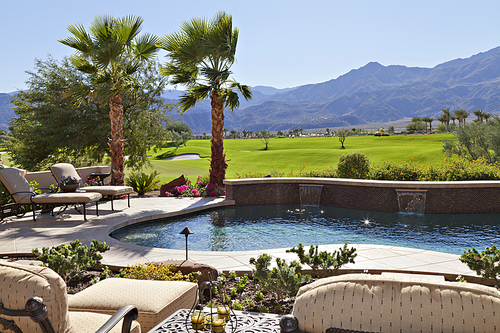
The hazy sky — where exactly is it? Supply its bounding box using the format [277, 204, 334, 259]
[1, 0, 499, 93]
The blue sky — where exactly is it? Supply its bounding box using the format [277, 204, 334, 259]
[1, 0, 499, 93]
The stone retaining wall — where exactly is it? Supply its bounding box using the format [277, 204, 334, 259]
[224, 178, 500, 214]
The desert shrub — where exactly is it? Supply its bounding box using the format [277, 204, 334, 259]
[337, 151, 370, 179]
[32, 239, 110, 282]
[125, 171, 160, 195]
[118, 262, 199, 282]
[287, 242, 357, 278]
[460, 245, 500, 285]
[249, 253, 310, 301]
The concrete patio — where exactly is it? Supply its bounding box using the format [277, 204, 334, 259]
[0, 196, 478, 281]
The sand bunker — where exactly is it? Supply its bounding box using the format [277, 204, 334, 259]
[162, 153, 204, 161]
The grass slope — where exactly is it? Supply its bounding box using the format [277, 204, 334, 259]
[145, 134, 454, 182]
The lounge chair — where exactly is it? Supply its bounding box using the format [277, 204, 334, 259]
[0, 167, 101, 221]
[50, 163, 133, 211]
[0, 261, 141, 333]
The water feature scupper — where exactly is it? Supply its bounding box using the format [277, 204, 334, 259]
[396, 189, 427, 214]
[299, 184, 323, 206]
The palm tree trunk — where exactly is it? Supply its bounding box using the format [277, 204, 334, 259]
[109, 92, 125, 186]
[210, 90, 227, 193]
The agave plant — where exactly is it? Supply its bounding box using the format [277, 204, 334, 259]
[125, 171, 160, 195]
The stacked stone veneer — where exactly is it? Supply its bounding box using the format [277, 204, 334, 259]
[224, 178, 500, 214]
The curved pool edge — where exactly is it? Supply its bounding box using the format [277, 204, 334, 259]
[0, 196, 482, 284]
[88, 197, 478, 283]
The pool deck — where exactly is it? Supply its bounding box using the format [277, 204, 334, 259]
[0, 197, 478, 281]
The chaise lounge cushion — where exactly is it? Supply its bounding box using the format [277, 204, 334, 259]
[50, 163, 133, 196]
[68, 278, 198, 332]
[0, 261, 141, 333]
[292, 274, 500, 333]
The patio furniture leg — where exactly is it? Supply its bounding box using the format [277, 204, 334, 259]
[83, 204, 87, 221]
[127, 193, 130, 207]
[111, 196, 114, 211]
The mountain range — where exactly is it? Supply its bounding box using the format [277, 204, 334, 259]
[3, 46, 500, 133]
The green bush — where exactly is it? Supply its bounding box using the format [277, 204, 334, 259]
[287, 242, 357, 278]
[369, 159, 423, 181]
[249, 253, 310, 301]
[337, 151, 370, 179]
[118, 262, 199, 282]
[369, 158, 500, 181]
[460, 245, 500, 285]
[125, 171, 160, 195]
[32, 239, 110, 282]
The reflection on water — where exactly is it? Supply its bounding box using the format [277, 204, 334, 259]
[110, 205, 500, 254]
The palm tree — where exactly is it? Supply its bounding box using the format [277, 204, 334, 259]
[441, 108, 450, 131]
[158, 12, 252, 192]
[454, 109, 468, 126]
[59, 15, 158, 185]
[422, 117, 434, 132]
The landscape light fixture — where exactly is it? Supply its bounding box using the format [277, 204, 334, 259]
[179, 227, 194, 260]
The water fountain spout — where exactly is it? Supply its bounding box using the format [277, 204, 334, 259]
[299, 185, 323, 206]
[396, 189, 427, 214]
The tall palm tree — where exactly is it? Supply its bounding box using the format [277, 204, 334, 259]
[158, 12, 252, 192]
[473, 109, 485, 123]
[441, 108, 450, 131]
[59, 15, 158, 185]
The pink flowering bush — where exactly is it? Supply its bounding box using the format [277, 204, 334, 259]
[166, 175, 222, 197]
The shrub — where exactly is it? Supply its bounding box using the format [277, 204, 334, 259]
[460, 245, 500, 285]
[369, 159, 423, 181]
[32, 239, 110, 282]
[125, 171, 160, 195]
[249, 253, 310, 301]
[118, 262, 199, 282]
[287, 243, 357, 278]
[337, 151, 370, 179]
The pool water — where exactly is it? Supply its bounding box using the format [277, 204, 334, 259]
[110, 205, 500, 254]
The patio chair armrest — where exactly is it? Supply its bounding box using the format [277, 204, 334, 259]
[94, 305, 138, 333]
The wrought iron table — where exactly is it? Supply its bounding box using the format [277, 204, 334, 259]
[147, 308, 282, 333]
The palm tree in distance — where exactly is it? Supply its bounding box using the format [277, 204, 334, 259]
[422, 117, 434, 132]
[59, 15, 158, 185]
[441, 108, 450, 131]
[454, 109, 468, 126]
[158, 12, 252, 192]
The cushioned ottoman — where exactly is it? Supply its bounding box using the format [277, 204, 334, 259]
[68, 278, 198, 332]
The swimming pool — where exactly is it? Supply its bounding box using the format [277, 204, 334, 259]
[110, 205, 500, 255]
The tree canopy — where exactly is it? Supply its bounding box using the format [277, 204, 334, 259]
[8, 57, 171, 171]
[442, 117, 500, 163]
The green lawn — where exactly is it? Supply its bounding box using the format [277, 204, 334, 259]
[143, 134, 454, 182]
[1, 134, 455, 183]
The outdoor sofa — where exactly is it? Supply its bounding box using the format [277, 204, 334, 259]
[0, 261, 141, 333]
[0, 167, 101, 221]
[50, 163, 133, 211]
[284, 274, 500, 333]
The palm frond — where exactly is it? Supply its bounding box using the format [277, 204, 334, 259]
[229, 80, 252, 101]
[133, 33, 159, 60]
[219, 88, 240, 111]
[59, 23, 93, 56]
[115, 15, 143, 45]
[69, 56, 97, 74]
